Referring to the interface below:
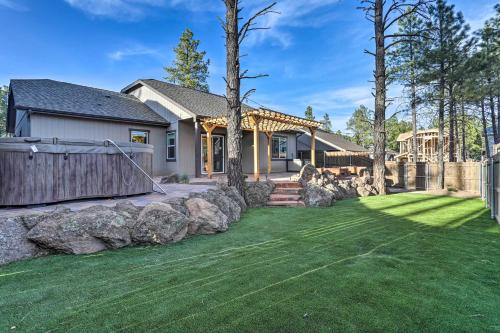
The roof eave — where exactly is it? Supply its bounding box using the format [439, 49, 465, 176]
[16, 106, 170, 127]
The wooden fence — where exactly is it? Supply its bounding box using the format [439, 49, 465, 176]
[480, 156, 499, 222]
[385, 161, 481, 193]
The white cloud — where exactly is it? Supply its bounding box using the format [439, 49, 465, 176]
[64, 0, 218, 21]
[107, 45, 161, 61]
[242, 0, 341, 48]
[466, 10, 495, 32]
[0, 0, 28, 11]
[300, 85, 374, 112]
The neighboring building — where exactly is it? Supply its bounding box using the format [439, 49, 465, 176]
[395, 128, 450, 162]
[297, 129, 369, 167]
[6, 79, 318, 177]
[297, 129, 368, 157]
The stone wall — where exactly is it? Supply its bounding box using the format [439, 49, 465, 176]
[0, 184, 246, 266]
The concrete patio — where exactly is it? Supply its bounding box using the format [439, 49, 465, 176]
[187, 172, 299, 184]
[0, 183, 215, 218]
[0, 172, 300, 219]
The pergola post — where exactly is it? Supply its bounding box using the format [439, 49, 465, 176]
[201, 123, 215, 179]
[251, 116, 261, 182]
[265, 132, 273, 175]
[309, 127, 316, 167]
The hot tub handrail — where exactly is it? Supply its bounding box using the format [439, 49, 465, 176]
[105, 139, 167, 195]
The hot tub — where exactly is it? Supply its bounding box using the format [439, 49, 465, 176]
[0, 137, 154, 206]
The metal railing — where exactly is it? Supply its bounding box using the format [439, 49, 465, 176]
[105, 139, 167, 195]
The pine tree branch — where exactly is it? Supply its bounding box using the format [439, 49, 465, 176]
[241, 89, 256, 102]
[238, 2, 279, 45]
[383, 0, 431, 32]
[364, 49, 376, 57]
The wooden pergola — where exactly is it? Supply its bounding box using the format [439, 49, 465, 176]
[201, 108, 321, 181]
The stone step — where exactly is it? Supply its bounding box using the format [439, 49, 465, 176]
[270, 193, 302, 201]
[267, 200, 306, 207]
[273, 181, 302, 189]
[272, 187, 302, 194]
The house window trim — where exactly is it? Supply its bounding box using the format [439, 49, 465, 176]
[129, 128, 150, 144]
[201, 134, 225, 174]
[272, 135, 288, 160]
[166, 130, 176, 161]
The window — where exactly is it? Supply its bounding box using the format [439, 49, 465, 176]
[272, 136, 287, 159]
[167, 131, 176, 160]
[130, 130, 149, 144]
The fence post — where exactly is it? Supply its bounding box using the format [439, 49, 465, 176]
[480, 161, 483, 200]
[404, 163, 408, 189]
[490, 158, 495, 219]
[425, 163, 429, 190]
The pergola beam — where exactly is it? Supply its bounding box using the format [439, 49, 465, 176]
[265, 131, 273, 175]
[200, 107, 321, 179]
[201, 123, 216, 179]
[310, 127, 316, 167]
[251, 115, 261, 181]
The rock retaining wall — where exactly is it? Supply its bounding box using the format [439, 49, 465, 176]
[295, 164, 378, 207]
[0, 184, 246, 266]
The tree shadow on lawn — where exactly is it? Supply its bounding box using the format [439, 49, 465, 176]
[0, 194, 499, 332]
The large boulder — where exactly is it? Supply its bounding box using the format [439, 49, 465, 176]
[244, 181, 275, 208]
[217, 183, 247, 212]
[27, 206, 132, 254]
[131, 202, 188, 245]
[338, 180, 358, 198]
[303, 183, 335, 207]
[190, 189, 241, 223]
[324, 183, 345, 200]
[161, 197, 189, 216]
[0, 217, 43, 265]
[114, 200, 141, 223]
[298, 164, 320, 186]
[185, 198, 229, 234]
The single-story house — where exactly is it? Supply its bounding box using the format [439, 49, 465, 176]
[297, 129, 369, 167]
[6, 79, 322, 178]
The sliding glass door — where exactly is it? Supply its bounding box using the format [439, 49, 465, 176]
[201, 134, 225, 174]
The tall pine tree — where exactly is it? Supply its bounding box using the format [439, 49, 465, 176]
[164, 28, 210, 92]
[421, 0, 468, 187]
[305, 106, 314, 120]
[321, 113, 332, 132]
[387, 9, 427, 162]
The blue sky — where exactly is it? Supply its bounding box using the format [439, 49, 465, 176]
[0, 0, 497, 131]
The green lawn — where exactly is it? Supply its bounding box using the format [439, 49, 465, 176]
[1, 194, 499, 332]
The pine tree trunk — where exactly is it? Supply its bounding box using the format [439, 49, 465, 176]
[437, 65, 445, 189]
[491, 93, 498, 144]
[411, 82, 418, 163]
[224, 0, 244, 195]
[488, 84, 498, 144]
[373, 0, 386, 195]
[454, 109, 459, 161]
[437, 10, 445, 190]
[460, 100, 466, 162]
[448, 87, 455, 162]
[481, 100, 490, 158]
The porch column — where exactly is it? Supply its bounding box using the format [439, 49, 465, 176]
[252, 116, 261, 181]
[309, 127, 316, 167]
[265, 132, 273, 175]
[201, 123, 215, 179]
[194, 120, 202, 177]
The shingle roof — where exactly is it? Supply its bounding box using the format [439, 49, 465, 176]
[301, 129, 369, 152]
[10, 79, 169, 125]
[122, 79, 255, 117]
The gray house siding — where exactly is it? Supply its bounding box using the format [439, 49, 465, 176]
[27, 113, 169, 176]
[242, 132, 297, 174]
[15, 110, 30, 137]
